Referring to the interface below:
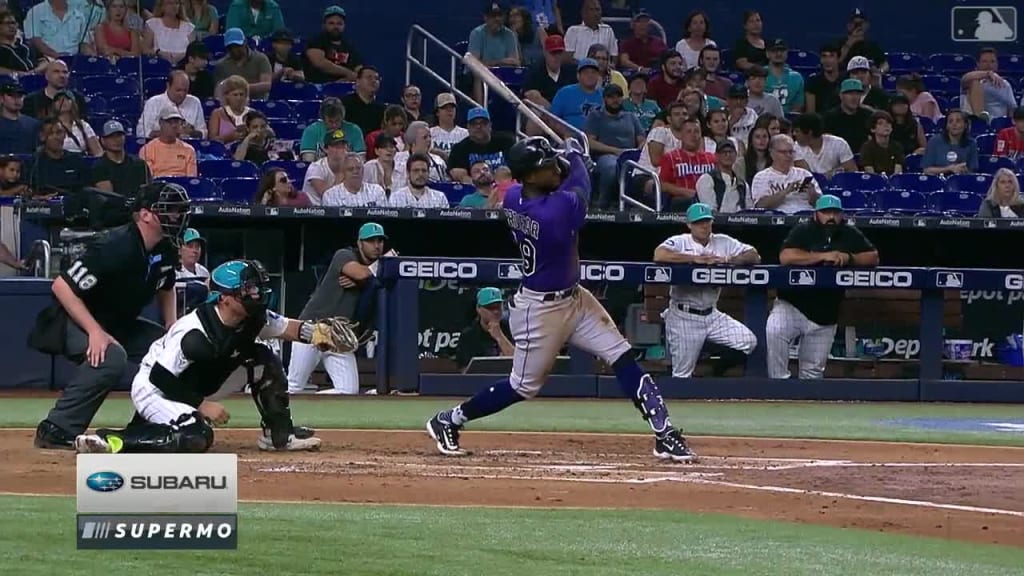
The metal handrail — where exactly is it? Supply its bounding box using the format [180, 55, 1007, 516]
[405, 25, 483, 109]
[618, 160, 662, 212]
[515, 100, 590, 155]
[29, 239, 51, 278]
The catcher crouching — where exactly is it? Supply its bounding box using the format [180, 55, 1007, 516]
[73, 259, 360, 453]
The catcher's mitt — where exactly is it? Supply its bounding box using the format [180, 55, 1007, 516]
[309, 317, 360, 353]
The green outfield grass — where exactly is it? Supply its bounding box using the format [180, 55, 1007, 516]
[2, 396, 1024, 446]
[2, 496, 1023, 576]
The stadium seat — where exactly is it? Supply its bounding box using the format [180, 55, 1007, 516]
[250, 100, 293, 120]
[881, 75, 896, 91]
[1019, 158, 1024, 173]
[88, 114, 111, 134]
[157, 177, 221, 202]
[944, 173, 992, 194]
[835, 189, 869, 210]
[116, 57, 172, 78]
[886, 52, 927, 74]
[490, 66, 527, 88]
[787, 50, 819, 71]
[199, 159, 260, 179]
[725, 71, 743, 84]
[904, 154, 922, 173]
[978, 155, 1015, 174]
[829, 171, 887, 193]
[920, 75, 956, 95]
[219, 177, 259, 204]
[203, 34, 225, 55]
[990, 116, 1013, 132]
[269, 82, 319, 101]
[875, 189, 927, 212]
[928, 53, 975, 75]
[975, 133, 997, 155]
[319, 82, 355, 98]
[917, 116, 937, 135]
[888, 172, 944, 193]
[271, 121, 304, 140]
[108, 95, 142, 118]
[293, 100, 321, 122]
[929, 191, 982, 215]
[142, 77, 165, 98]
[187, 139, 229, 158]
[935, 116, 990, 136]
[811, 172, 828, 191]
[432, 181, 472, 205]
[63, 56, 110, 76]
[202, 99, 218, 117]
[124, 137, 147, 155]
[79, 76, 139, 98]
[83, 95, 107, 115]
[262, 160, 308, 184]
[934, 95, 951, 113]
[997, 53, 1024, 74]
[18, 73, 45, 92]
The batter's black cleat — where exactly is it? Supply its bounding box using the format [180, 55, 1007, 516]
[654, 428, 698, 463]
[293, 426, 316, 440]
[426, 414, 466, 456]
[34, 420, 75, 450]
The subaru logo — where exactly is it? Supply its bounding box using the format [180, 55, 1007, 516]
[86, 471, 125, 492]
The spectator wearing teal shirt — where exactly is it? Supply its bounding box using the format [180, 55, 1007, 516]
[765, 39, 805, 113]
[24, 0, 92, 57]
[468, 3, 521, 66]
[683, 68, 724, 111]
[622, 73, 660, 132]
[550, 58, 604, 130]
[299, 97, 365, 162]
[225, 0, 285, 40]
[458, 160, 499, 208]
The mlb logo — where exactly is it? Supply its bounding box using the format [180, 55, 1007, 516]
[413, 209, 426, 218]
[772, 217, 786, 225]
[193, 206, 204, 215]
[936, 271, 964, 288]
[630, 214, 643, 223]
[789, 269, 816, 286]
[915, 219, 928, 227]
[645, 266, 671, 283]
[266, 207, 279, 216]
[342, 209, 353, 217]
[498, 264, 524, 280]
[985, 220, 997, 229]
[485, 210, 500, 219]
[951, 6, 1017, 42]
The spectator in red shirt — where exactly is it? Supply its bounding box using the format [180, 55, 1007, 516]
[618, 9, 665, 74]
[364, 105, 409, 160]
[994, 106, 1024, 161]
[647, 50, 685, 108]
[644, 117, 716, 212]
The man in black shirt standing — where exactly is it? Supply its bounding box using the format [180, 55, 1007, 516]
[805, 43, 842, 114]
[455, 287, 514, 371]
[304, 5, 361, 84]
[341, 66, 386, 136]
[92, 120, 152, 196]
[823, 79, 874, 153]
[24, 118, 89, 197]
[447, 107, 515, 183]
[30, 181, 191, 449]
[766, 194, 878, 380]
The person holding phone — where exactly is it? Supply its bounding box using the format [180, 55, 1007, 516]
[749, 134, 822, 214]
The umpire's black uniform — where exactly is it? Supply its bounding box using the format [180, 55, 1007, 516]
[30, 184, 186, 449]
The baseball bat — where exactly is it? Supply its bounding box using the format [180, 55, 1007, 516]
[462, 53, 565, 145]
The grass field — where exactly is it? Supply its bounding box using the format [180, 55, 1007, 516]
[2, 396, 1023, 575]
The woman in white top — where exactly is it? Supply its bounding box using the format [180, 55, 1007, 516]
[362, 133, 398, 192]
[54, 92, 102, 156]
[143, 0, 195, 64]
[208, 75, 252, 144]
[675, 11, 715, 70]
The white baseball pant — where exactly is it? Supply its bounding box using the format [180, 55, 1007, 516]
[508, 285, 631, 398]
[765, 299, 837, 379]
[286, 342, 359, 394]
[661, 306, 757, 378]
[131, 369, 194, 425]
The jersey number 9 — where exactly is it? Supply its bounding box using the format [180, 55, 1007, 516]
[519, 239, 537, 276]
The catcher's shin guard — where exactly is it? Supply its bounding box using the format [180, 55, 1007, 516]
[248, 344, 295, 449]
[101, 412, 214, 453]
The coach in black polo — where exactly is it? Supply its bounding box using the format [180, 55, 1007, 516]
[766, 194, 879, 379]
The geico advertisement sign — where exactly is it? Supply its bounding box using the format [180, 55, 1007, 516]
[398, 261, 478, 279]
[691, 268, 770, 285]
[1006, 274, 1024, 290]
[579, 264, 625, 281]
[77, 454, 237, 514]
[835, 270, 913, 288]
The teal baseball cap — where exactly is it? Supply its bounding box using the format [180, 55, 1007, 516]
[686, 203, 714, 223]
[358, 222, 387, 241]
[182, 227, 203, 244]
[476, 287, 503, 307]
[840, 78, 864, 93]
[815, 194, 844, 211]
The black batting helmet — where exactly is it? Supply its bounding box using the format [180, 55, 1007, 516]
[506, 136, 564, 182]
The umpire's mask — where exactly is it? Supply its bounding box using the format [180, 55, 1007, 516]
[132, 182, 192, 245]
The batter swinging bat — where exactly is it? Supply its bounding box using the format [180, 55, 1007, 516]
[462, 53, 565, 145]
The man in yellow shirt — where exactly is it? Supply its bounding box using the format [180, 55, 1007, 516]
[140, 108, 198, 178]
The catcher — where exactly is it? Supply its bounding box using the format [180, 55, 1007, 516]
[73, 259, 361, 454]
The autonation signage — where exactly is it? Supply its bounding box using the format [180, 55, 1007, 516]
[76, 454, 238, 550]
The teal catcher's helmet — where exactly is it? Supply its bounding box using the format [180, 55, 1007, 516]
[209, 260, 272, 314]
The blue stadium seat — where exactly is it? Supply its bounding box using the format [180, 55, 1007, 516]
[64, 56, 111, 76]
[293, 100, 321, 122]
[108, 95, 142, 118]
[83, 95, 107, 115]
[124, 137, 147, 155]
[143, 77, 165, 98]
[875, 189, 927, 212]
[934, 94, 952, 113]
[829, 171, 887, 193]
[432, 181, 471, 205]
[836, 189, 869, 210]
[787, 50, 818, 71]
[18, 73, 45, 92]
[928, 53, 975, 75]
[198, 159, 260, 179]
[219, 177, 259, 204]
[202, 99, 218, 117]
[262, 160, 308, 184]
[887, 52, 927, 74]
[944, 173, 992, 194]
[79, 76, 139, 98]
[990, 116, 1013, 132]
[251, 100, 293, 120]
[269, 82, 319, 101]
[888, 172, 944, 193]
[997, 53, 1024, 74]
[271, 121, 304, 140]
[203, 34, 225, 55]
[929, 191, 982, 215]
[917, 116, 937, 135]
[116, 57, 172, 78]
[725, 71, 743, 84]
[1019, 158, 1024, 173]
[157, 177, 221, 202]
[187, 139, 229, 158]
[921, 74, 956, 95]
[881, 75, 896, 91]
[904, 154, 922, 173]
[490, 67, 527, 89]
[811, 172, 828, 191]
[978, 155, 1015, 174]
[73, 73, 117, 93]
[319, 82, 355, 98]
[975, 133, 996, 155]
[88, 114, 111, 134]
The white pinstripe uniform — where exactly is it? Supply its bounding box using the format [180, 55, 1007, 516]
[321, 183, 389, 207]
[765, 299, 837, 379]
[657, 233, 758, 378]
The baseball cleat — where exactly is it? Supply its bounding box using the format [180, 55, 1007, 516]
[653, 429, 698, 463]
[262, 426, 316, 440]
[74, 434, 112, 453]
[34, 420, 75, 450]
[257, 434, 322, 451]
[426, 414, 466, 456]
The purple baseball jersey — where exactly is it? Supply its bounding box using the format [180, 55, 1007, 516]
[502, 153, 590, 292]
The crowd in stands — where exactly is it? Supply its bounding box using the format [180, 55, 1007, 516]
[0, 0, 1023, 218]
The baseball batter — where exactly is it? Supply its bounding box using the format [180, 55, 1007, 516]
[286, 222, 386, 395]
[768, 195, 878, 379]
[653, 203, 760, 377]
[73, 259, 359, 454]
[427, 137, 697, 462]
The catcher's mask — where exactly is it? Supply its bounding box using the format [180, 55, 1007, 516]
[209, 259, 273, 316]
[131, 182, 192, 245]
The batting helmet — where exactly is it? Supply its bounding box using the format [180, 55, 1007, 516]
[506, 136, 564, 182]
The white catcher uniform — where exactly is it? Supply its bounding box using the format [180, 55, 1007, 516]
[657, 233, 758, 377]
